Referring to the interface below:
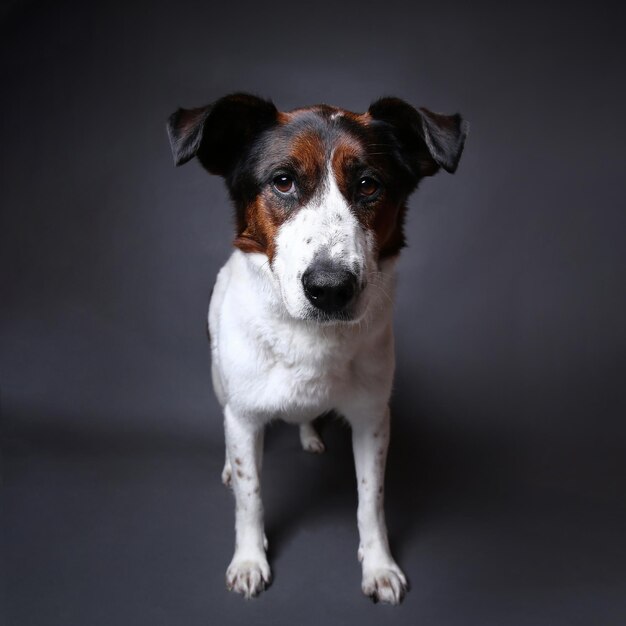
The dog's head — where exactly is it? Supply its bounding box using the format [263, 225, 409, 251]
[167, 94, 468, 323]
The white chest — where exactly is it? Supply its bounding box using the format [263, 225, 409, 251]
[241, 317, 365, 420]
[209, 251, 395, 423]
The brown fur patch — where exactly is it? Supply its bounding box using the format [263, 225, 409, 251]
[290, 131, 325, 182]
[330, 134, 363, 193]
[233, 105, 410, 261]
[372, 204, 407, 259]
[233, 194, 283, 261]
[331, 124, 407, 259]
[233, 126, 327, 260]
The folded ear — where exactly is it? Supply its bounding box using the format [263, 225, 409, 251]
[368, 97, 469, 177]
[166, 93, 278, 176]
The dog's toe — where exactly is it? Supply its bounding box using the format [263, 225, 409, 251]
[226, 557, 271, 599]
[361, 565, 407, 605]
[221, 464, 232, 487]
[302, 436, 325, 454]
[299, 423, 325, 454]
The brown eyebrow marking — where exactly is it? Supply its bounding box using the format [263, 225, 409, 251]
[233, 105, 410, 262]
[290, 131, 325, 181]
[329, 119, 408, 260]
[331, 133, 365, 191]
[234, 194, 282, 261]
[234, 123, 327, 261]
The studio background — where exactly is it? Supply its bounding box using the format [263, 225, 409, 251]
[1, 1, 625, 624]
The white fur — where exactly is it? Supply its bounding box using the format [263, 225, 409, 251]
[272, 172, 376, 322]
[209, 168, 407, 603]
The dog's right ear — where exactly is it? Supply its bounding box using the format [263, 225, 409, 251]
[166, 93, 278, 176]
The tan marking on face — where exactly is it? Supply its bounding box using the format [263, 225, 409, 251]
[331, 134, 364, 189]
[234, 127, 326, 261]
[371, 203, 406, 259]
[233, 195, 283, 260]
[290, 130, 325, 182]
[331, 131, 405, 259]
[233, 105, 408, 262]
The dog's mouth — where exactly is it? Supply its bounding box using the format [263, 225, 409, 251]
[303, 305, 359, 325]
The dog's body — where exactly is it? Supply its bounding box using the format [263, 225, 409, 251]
[167, 94, 467, 603]
[209, 249, 396, 428]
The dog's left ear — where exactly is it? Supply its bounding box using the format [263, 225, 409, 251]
[166, 93, 278, 176]
[368, 97, 469, 177]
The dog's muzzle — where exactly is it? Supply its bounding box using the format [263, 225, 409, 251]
[302, 257, 359, 315]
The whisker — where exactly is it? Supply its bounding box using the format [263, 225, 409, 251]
[368, 282, 393, 306]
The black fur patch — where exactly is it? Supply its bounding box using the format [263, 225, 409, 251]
[166, 93, 278, 175]
[368, 97, 469, 176]
[168, 94, 468, 259]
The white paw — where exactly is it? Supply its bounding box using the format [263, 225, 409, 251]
[302, 435, 325, 454]
[299, 422, 325, 454]
[362, 564, 408, 604]
[221, 461, 232, 487]
[226, 556, 271, 599]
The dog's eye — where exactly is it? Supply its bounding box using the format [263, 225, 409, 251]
[358, 177, 379, 197]
[273, 174, 295, 194]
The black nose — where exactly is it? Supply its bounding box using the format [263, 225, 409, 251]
[302, 260, 358, 313]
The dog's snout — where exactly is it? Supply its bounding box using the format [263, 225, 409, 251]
[302, 260, 358, 313]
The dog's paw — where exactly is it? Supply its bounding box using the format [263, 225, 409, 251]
[361, 564, 408, 605]
[221, 461, 232, 487]
[226, 556, 271, 599]
[299, 423, 325, 454]
[302, 436, 325, 454]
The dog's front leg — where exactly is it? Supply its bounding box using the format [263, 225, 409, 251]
[350, 407, 407, 604]
[223, 405, 270, 598]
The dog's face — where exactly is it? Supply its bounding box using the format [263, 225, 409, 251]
[168, 94, 467, 323]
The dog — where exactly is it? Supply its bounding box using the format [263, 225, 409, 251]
[167, 93, 467, 604]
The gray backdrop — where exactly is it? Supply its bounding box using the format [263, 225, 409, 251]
[2, 1, 625, 624]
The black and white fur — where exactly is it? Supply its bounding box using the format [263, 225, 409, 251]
[167, 93, 468, 603]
